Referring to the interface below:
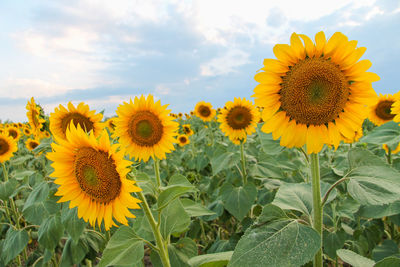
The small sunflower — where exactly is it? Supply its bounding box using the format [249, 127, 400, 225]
[115, 95, 179, 162]
[230, 136, 247, 145]
[368, 93, 400, 126]
[50, 102, 103, 141]
[182, 124, 194, 136]
[218, 98, 259, 143]
[105, 118, 116, 132]
[177, 134, 190, 147]
[178, 112, 183, 119]
[23, 127, 32, 136]
[194, 101, 216, 122]
[0, 133, 17, 163]
[190, 111, 194, 116]
[26, 138, 40, 151]
[47, 124, 142, 230]
[26, 97, 45, 134]
[254, 32, 379, 153]
[6, 126, 21, 141]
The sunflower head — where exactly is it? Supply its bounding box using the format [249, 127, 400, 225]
[177, 134, 190, 147]
[230, 136, 247, 145]
[7, 126, 21, 141]
[190, 111, 194, 116]
[0, 133, 18, 163]
[194, 101, 216, 122]
[23, 127, 32, 136]
[50, 102, 103, 141]
[218, 97, 259, 142]
[253, 32, 379, 154]
[369, 93, 400, 126]
[115, 95, 179, 162]
[26, 97, 46, 134]
[47, 124, 142, 230]
[182, 124, 194, 136]
[383, 143, 400, 154]
[178, 112, 183, 118]
[105, 118, 116, 131]
[26, 138, 40, 151]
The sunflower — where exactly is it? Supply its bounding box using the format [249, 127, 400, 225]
[178, 112, 183, 119]
[47, 124, 142, 230]
[0, 133, 17, 163]
[190, 111, 194, 116]
[26, 138, 40, 151]
[177, 134, 190, 147]
[26, 97, 45, 134]
[105, 118, 116, 132]
[230, 136, 247, 145]
[253, 32, 379, 154]
[194, 101, 216, 122]
[390, 96, 400, 124]
[182, 124, 194, 136]
[115, 95, 179, 162]
[23, 127, 32, 136]
[6, 126, 21, 141]
[50, 102, 103, 141]
[368, 93, 400, 126]
[383, 143, 400, 154]
[218, 98, 259, 143]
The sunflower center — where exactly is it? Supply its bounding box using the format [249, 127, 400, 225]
[183, 126, 190, 134]
[8, 130, 18, 139]
[375, 100, 395, 121]
[128, 111, 163, 147]
[74, 147, 121, 203]
[226, 106, 252, 130]
[61, 113, 94, 136]
[179, 136, 187, 143]
[0, 138, 10, 155]
[280, 57, 349, 125]
[199, 106, 211, 117]
[29, 141, 39, 150]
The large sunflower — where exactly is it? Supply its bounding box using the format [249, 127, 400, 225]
[218, 97, 259, 143]
[47, 124, 142, 230]
[50, 102, 103, 141]
[114, 95, 179, 162]
[0, 133, 17, 163]
[194, 101, 216, 122]
[26, 97, 45, 134]
[369, 93, 400, 126]
[253, 32, 379, 153]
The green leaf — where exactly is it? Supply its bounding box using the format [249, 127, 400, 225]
[258, 204, 288, 224]
[169, 238, 198, 267]
[272, 182, 337, 216]
[11, 170, 36, 181]
[181, 198, 216, 217]
[0, 179, 18, 200]
[158, 174, 196, 210]
[257, 129, 283, 155]
[347, 166, 400, 205]
[132, 210, 154, 242]
[61, 206, 87, 242]
[188, 251, 233, 267]
[361, 121, 400, 149]
[1, 228, 29, 265]
[168, 173, 194, 187]
[228, 220, 321, 267]
[202, 200, 224, 221]
[211, 152, 240, 176]
[220, 182, 257, 221]
[372, 240, 399, 262]
[10, 154, 34, 165]
[134, 171, 157, 196]
[160, 199, 191, 239]
[99, 226, 144, 267]
[60, 238, 88, 267]
[38, 214, 64, 250]
[375, 256, 400, 267]
[348, 148, 387, 169]
[323, 230, 347, 259]
[22, 181, 54, 224]
[358, 201, 400, 218]
[337, 249, 375, 267]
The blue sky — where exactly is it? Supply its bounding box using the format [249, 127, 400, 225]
[0, 0, 399, 122]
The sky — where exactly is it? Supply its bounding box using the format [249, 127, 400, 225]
[0, 0, 399, 122]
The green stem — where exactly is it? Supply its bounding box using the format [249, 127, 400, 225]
[154, 159, 162, 189]
[310, 153, 323, 267]
[240, 141, 247, 185]
[386, 146, 392, 165]
[137, 191, 170, 267]
[2, 163, 20, 229]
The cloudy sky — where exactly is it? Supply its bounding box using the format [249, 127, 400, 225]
[0, 0, 399, 122]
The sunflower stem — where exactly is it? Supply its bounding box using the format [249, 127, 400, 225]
[137, 191, 170, 267]
[240, 141, 247, 185]
[310, 153, 323, 267]
[2, 163, 20, 229]
[154, 158, 162, 189]
[386, 146, 392, 165]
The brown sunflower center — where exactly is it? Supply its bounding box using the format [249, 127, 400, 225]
[24, 129, 30, 135]
[179, 136, 187, 143]
[226, 106, 253, 130]
[61, 113, 94, 136]
[199, 105, 211, 117]
[8, 129, 18, 139]
[375, 100, 395, 121]
[128, 111, 163, 147]
[183, 126, 191, 134]
[280, 57, 349, 125]
[74, 147, 121, 203]
[29, 141, 39, 150]
[0, 138, 10, 155]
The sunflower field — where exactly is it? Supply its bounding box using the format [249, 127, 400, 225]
[2, 32, 400, 267]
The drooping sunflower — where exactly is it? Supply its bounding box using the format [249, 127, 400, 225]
[115, 95, 179, 162]
[177, 134, 190, 147]
[26, 97, 46, 134]
[253, 32, 379, 153]
[194, 101, 216, 122]
[368, 93, 400, 126]
[218, 97, 259, 143]
[0, 133, 18, 163]
[6, 126, 21, 141]
[47, 124, 142, 230]
[50, 102, 103, 141]
[25, 138, 40, 151]
[182, 124, 194, 136]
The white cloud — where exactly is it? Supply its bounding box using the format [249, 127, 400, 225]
[200, 49, 250, 76]
[0, 78, 70, 99]
[155, 84, 171, 95]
